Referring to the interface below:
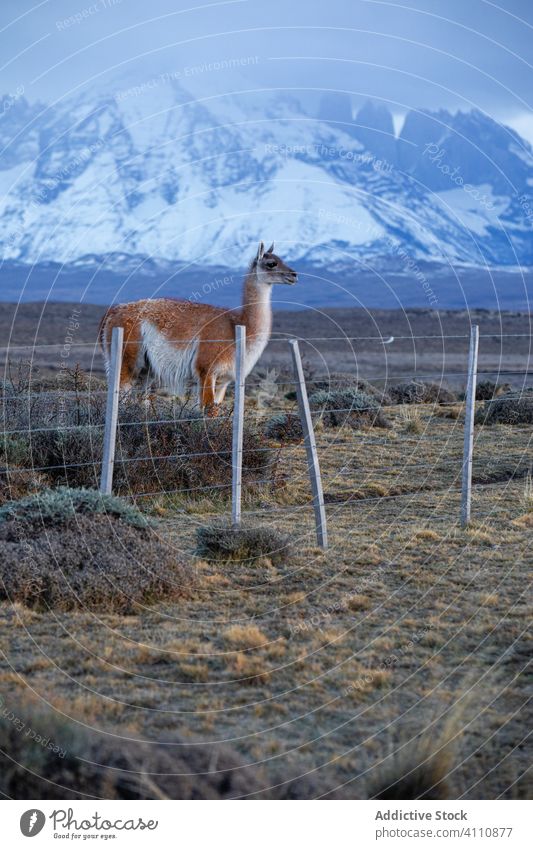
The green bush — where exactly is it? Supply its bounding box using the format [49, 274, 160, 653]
[0, 486, 151, 528]
[311, 373, 390, 402]
[0, 435, 32, 467]
[286, 373, 391, 405]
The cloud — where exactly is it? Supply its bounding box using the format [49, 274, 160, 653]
[0, 0, 531, 123]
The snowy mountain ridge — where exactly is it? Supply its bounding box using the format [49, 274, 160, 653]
[1, 78, 532, 279]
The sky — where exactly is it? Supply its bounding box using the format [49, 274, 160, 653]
[1, 0, 533, 139]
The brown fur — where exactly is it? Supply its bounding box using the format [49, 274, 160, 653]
[99, 242, 297, 414]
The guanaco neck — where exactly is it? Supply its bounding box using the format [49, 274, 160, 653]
[238, 268, 273, 342]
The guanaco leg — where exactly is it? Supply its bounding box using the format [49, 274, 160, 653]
[198, 369, 218, 416]
[214, 379, 230, 405]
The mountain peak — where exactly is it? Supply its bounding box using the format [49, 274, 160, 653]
[0, 87, 531, 271]
[317, 92, 353, 127]
[398, 105, 533, 194]
[352, 101, 396, 162]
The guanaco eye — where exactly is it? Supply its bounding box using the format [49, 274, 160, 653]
[266, 260, 277, 268]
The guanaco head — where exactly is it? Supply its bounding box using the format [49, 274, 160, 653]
[252, 241, 298, 285]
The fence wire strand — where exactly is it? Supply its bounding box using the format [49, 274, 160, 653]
[1, 327, 532, 533]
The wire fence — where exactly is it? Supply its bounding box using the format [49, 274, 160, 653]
[1, 330, 532, 351]
[1, 327, 532, 543]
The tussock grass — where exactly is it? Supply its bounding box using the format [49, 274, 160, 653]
[223, 624, 268, 649]
[520, 473, 533, 513]
[230, 652, 271, 686]
[367, 703, 468, 800]
[398, 405, 424, 434]
[196, 521, 292, 564]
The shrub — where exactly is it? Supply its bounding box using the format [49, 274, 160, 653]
[0, 380, 276, 499]
[196, 521, 292, 564]
[475, 380, 512, 401]
[475, 392, 533, 425]
[0, 488, 191, 612]
[286, 373, 391, 405]
[368, 747, 451, 800]
[0, 485, 151, 528]
[388, 381, 456, 405]
[0, 435, 32, 467]
[308, 389, 391, 429]
[0, 691, 265, 799]
[0, 468, 46, 506]
[313, 373, 391, 402]
[264, 413, 303, 443]
[520, 473, 533, 513]
[28, 426, 104, 489]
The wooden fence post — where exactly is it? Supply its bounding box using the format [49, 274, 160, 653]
[461, 325, 479, 526]
[232, 325, 246, 525]
[289, 339, 328, 549]
[100, 326, 124, 495]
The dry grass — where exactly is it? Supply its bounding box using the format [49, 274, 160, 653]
[398, 405, 424, 433]
[0, 378, 531, 799]
[223, 624, 268, 649]
[231, 653, 271, 686]
[520, 473, 533, 512]
[0, 688, 280, 799]
[346, 594, 371, 611]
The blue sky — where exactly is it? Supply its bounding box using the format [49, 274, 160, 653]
[1, 0, 533, 139]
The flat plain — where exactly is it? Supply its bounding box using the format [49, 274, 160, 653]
[0, 302, 531, 799]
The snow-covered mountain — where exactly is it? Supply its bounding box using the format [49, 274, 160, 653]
[1, 78, 532, 280]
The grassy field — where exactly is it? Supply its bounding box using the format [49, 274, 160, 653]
[0, 304, 531, 798]
[0, 379, 531, 798]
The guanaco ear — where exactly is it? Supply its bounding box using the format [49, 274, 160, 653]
[266, 242, 274, 254]
[256, 241, 265, 262]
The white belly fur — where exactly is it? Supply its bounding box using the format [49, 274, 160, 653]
[141, 321, 198, 395]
